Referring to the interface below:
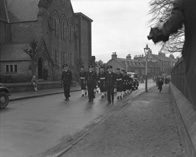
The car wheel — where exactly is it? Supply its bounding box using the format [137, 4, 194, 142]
[0, 92, 9, 109]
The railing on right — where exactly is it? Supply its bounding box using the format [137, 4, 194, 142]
[170, 58, 196, 156]
[171, 58, 192, 104]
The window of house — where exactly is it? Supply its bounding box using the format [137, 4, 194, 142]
[14, 65, 17, 72]
[6, 65, 9, 73]
[5, 65, 18, 73]
[10, 65, 13, 72]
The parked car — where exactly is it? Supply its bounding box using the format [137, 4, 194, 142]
[127, 72, 139, 90]
[0, 84, 10, 109]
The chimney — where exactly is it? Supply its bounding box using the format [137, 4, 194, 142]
[112, 52, 117, 59]
[126, 54, 131, 60]
[159, 52, 165, 57]
[169, 54, 175, 59]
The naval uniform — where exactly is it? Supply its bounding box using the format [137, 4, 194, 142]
[115, 73, 123, 92]
[106, 72, 116, 103]
[61, 70, 72, 99]
[86, 71, 97, 102]
[98, 72, 107, 93]
[122, 74, 127, 92]
[79, 71, 87, 90]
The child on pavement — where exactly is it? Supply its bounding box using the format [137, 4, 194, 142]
[31, 75, 38, 92]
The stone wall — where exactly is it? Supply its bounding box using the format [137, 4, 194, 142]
[80, 17, 91, 69]
[0, 22, 11, 43]
[11, 21, 42, 43]
[0, 61, 31, 75]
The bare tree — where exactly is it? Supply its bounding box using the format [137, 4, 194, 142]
[149, 0, 184, 53]
[23, 40, 38, 75]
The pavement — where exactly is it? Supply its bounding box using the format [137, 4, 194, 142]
[60, 85, 185, 157]
[9, 86, 81, 101]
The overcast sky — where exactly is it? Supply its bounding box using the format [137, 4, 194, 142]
[71, 0, 164, 62]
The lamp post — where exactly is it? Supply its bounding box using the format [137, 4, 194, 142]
[144, 44, 150, 92]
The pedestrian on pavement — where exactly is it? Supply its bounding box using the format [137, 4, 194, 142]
[31, 75, 38, 92]
[61, 64, 72, 101]
[98, 66, 107, 98]
[157, 78, 164, 92]
[105, 65, 116, 103]
[148, 0, 196, 105]
[86, 65, 97, 102]
[115, 68, 123, 100]
[79, 66, 87, 97]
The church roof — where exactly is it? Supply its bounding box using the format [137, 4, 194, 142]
[1, 43, 31, 61]
[1, 0, 89, 24]
[5, 0, 40, 22]
[0, 0, 9, 22]
[113, 58, 146, 68]
[75, 12, 93, 22]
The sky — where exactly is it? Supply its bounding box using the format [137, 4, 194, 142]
[71, 0, 172, 63]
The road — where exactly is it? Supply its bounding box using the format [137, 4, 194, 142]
[0, 81, 154, 157]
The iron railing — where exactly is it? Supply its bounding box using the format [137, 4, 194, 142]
[171, 58, 191, 102]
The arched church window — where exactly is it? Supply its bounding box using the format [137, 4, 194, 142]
[60, 16, 67, 40]
[68, 19, 72, 42]
[51, 11, 59, 37]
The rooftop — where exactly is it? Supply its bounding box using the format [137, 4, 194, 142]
[1, 43, 31, 61]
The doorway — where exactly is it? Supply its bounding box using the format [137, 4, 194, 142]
[38, 58, 44, 79]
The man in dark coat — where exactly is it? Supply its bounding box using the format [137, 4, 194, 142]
[79, 66, 87, 97]
[157, 77, 164, 92]
[105, 65, 116, 103]
[61, 64, 72, 101]
[98, 66, 106, 98]
[148, 0, 196, 105]
[115, 68, 123, 99]
[86, 65, 97, 102]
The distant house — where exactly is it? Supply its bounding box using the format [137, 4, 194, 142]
[134, 51, 177, 75]
[106, 52, 160, 77]
[0, 0, 93, 82]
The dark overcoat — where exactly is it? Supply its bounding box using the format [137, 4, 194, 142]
[61, 70, 72, 84]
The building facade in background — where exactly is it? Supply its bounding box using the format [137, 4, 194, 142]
[107, 52, 160, 77]
[0, 0, 92, 82]
[134, 51, 177, 75]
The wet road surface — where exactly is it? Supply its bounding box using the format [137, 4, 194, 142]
[0, 82, 154, 157]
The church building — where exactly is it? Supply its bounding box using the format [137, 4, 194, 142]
[0, 0, 93, 82]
